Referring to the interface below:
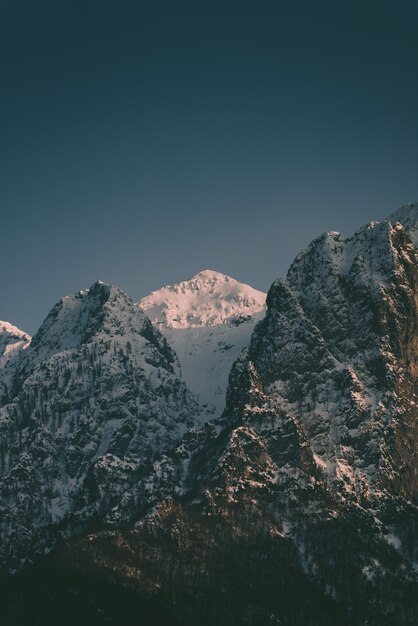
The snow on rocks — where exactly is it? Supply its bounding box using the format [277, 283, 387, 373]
[138, 270, 266, 419]
[0, 281, 201, 571]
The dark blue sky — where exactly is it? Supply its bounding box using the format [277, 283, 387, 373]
[1, 0, 418, 333]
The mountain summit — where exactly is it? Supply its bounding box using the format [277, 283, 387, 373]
[0, 322, 31, 400]
[0, 281, 201, 572]
[139, 271, 266, 418]
[139, 269, 266, 329]
[0, 321, 30, 363]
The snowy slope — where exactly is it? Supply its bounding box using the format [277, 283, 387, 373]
[138, 270, 266, 418]
[140, 269, 266, 328]
[0, 321, 30, 364]
[0, 281, 201, 571]
[0, 322, 31, 401]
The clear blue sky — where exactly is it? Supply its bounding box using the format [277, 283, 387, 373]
[1, 0, 418, 334]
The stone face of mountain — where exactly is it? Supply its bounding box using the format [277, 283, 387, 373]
[139, 270, 266, 419]
[0, 281, 201, 572]
[225, 218, 417, 504]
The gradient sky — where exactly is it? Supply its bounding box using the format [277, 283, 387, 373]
[1, 0, 418, 334]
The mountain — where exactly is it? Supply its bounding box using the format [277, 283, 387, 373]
[0, 321, 31, 358]
[53, 206, 414, 626]
[0, 205, 417, 625]
[387, 202, 418, 246]
[225, 217, 417, 503]
[139, 269, 266, 328]
[0, 321, 31, 403]
[139, 270, 266, 418]
[0, 281, 201, 573]
[0, 321, 30, 364]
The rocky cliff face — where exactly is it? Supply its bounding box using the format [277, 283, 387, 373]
[0, 206, 417, 625]
[226, 216, 417, 505]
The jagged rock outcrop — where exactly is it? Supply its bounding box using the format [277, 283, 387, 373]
[225, 217, 417, 505]
[226, 214, 418, 502]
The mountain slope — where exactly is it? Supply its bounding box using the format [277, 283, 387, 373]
[25, 205, 417, 626]
[0, 205, 417, 625]
[138, 270, 266, 418]
[0, 281, 201, 572]
[140, 269, 266, 329]
[0, 321, 31, 403]
[226, 216, 417, 503]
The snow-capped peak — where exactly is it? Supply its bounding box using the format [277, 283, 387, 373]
[27, 281, 157, 365]
[138, 270, 266, 329]
[0, 320, 31, 370]
[138, 271, 267, 421]
[0, 321, 30, 341]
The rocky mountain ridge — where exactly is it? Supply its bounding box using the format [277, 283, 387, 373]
[0, 281, 201, 572]
[225, 217, 417, 504]
[0, 203, 417, 625]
